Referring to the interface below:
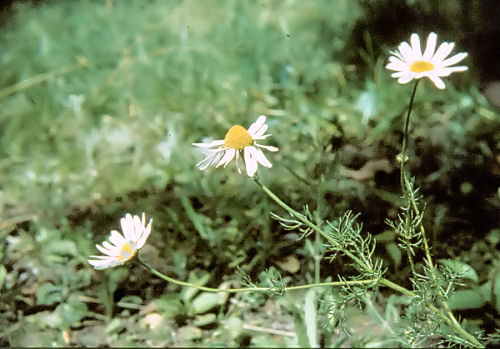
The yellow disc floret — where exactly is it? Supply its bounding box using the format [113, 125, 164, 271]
[410, 60, 434, 73]
[223, 125, 254, 150]
[118, 241, 137, 260]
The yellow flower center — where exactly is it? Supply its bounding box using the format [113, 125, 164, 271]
[118, 241, 137, 261]
[410, 60, 434, 73]
[223, 125, 253, 150]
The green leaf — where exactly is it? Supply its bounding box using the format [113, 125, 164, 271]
[119, 295, 143, 305]
[386, 243, 402, 269]
[181, 270, 210, 304]
[224, 317, 243, 340]
[96, 282, 113, 318]
[106, 318, 123, 334]
[154, 294, 184, 319]
[0, 264, 6, 290]
[438, 259, 479, 283]
[107, 268, 128, 295]
[58, 298, 87, 329]
[35, 283, 64, 305]
[293, 311, 309, 348]
[447, 281, 492, 310]
[178, 326, 202, 342]
[304, 289, 318, 348]
[189, 292, 225, 316]
[192, 313, 217, 326]
[494, 273, 500, 312]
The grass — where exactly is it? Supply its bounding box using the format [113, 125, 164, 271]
[0, 0, 498, 346]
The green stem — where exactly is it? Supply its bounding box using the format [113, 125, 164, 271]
[136, 256, 376, 293]
[400, 80, 419, 190]
[254, 178, 483, 347]
[398, 81, 483, 348]
[253, 177, 372, 273]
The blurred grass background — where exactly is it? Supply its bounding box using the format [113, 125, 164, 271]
[0, 0, 498, 346]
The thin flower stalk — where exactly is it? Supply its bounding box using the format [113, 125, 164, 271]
[253, 178, 483, 347]
[389, 33, 481, 347]
[136, 256, 376, 293]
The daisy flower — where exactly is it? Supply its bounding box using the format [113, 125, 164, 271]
[193, 115, 279, 177]
[386, 32, 468, 89]
[88, 213, 152, 270]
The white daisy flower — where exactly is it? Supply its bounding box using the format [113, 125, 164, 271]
[88, 213, 152, 270]
[193, 115, 279, 177]
[386, 32, 468, 89]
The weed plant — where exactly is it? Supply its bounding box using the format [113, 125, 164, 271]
[0, 0, 499, 347]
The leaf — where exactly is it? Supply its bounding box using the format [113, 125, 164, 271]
[177, 326, 202, 341]
[447, 281, 492, 310]
[106, 318, 123, 334]
[189, 292, 226, 316]
[0, 264, 6, 290]
[154, 295, 184, 318]
[119, 295, 143, 305]
[304, 289, 318, 348]
[438, 259, 479, 283]
[192, 313, 217, 326]
[386, 243, 402, 269]
[58, 298, 87, 329]
[107, 268, 128, 294]
[35, 283, 64, 305]
[224, 317, 243, 340]
[180, 194, 209, 241]
[494, 273, 500, 312]
[181, 270, 210, 304]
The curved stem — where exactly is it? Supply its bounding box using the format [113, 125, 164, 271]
[400, 80, 420, 190]
[253, 177, 372, 273]
[136, 256, 376, 293]
[253, 177, 483, 347]
[398, 81, 483, 347]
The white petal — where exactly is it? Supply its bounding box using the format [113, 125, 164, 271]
[244, 147, 258, 177]
[110, 230, 126, 247]
[256, 144, 279, 152]
[89, 255, 117, 260]
[96, 244, 116, 256]
[121, 215, 134, 241]
[88, 258, 121, 269]
[386, 61, 408, 71]
[137, 218, 152, 248]
[397, 75, 414, 84]
[391, 71, 404, 78]
[251, 146, 272, 168]
[439, 52, 467, 68]
[102, 241, 119, 252]
[247, 115, 266, 135]
[192, 140, 225, 148]
[428, 75, 445, 89]
[434, 66, 468, 77]
[389, 55, 407, 65]
[390, 50, 405, 62]
[133, 214, 144, 241]
[235, 151, 243, 174]
[398, 42, 416, 62]
[196, 150, 224, 170]
[422, 32, 437, 61]
[217, 148, 236, 168]
[410, 33, 422, 58]
[253, 123, 269, 138]
[431, 42, 455, 64]
[252, 134, 272, 140]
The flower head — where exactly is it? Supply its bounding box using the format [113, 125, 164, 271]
[88, 213, 152, 270]
[386, 32, 468, 89]
[193, 115, 278, 177]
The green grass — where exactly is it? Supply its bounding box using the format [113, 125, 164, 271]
[0, 0, 498, 346]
